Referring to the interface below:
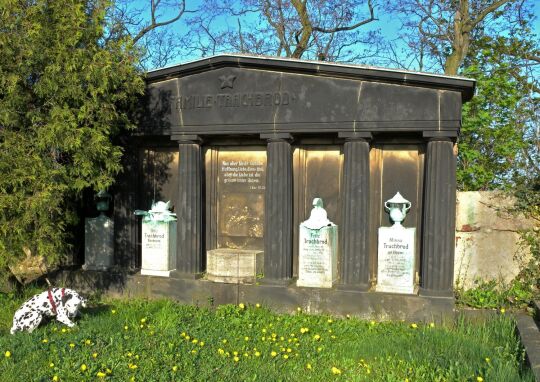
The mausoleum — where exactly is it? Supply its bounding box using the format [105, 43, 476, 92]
[104, 54, 475, 320]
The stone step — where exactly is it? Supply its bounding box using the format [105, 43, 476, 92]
[516, 313, 540, 381]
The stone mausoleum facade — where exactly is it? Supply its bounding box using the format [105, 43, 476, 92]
[103, 54, 475, 320]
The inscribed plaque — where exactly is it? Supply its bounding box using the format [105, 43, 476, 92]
[376, 227, 416, 294]
[141, 221, 177, 277]
[297, 226, 338, 288]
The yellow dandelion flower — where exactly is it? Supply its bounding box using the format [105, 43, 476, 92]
[262, 337, 266, 341]
[92, 353, 98, 358]
[199, 341, 205, 347]
[111, 309, 116, 314]
[185, 335, 190, 341]
[244, 353, 249, 357]
[140, 318, 146, 324]
[172, 365, 178, 372]
[42, 339, 48, 343]
[81, 364, 87, 372]
[181, 332, 186, 337]
[331, 367, 342, 375]
[49, 362, 55, 368]
[128, 363, 138, 369]
[346, 314, 351, 319]
[500, 308, 506, 314]
[192, 339, 198, 344]
[52, 376, 59, 382]
[477, 377, 484, 382]
[287, 348, 292, 353]
[256, 303, 261, 308]
[429, 322, 435, 328]
[61, 328, 67, 333]
[218, 348, 225, 355]
[97, 371, 106, 378]
[410, 323, 418, 329]
[331, 335, 336, 339]
[313, 334, 321, 341]
[307, 363, 312, 370]
[52, 327, 57, 332]
[244, 336, 249, 341]
[190, 350, 197, 354]
[127, 352, 133, 357]
[69, 343, 75, 348]
[283, 354, 289, 359]
[255, 351, 261, 357]
[262, 328, 267, 333]
[485, 357, 491, 363]
[297, 307, 302, 312]
[327, 319, 333, 324]
[85, 339, 91, 345]
[234, 356, 240, 362]
[271, 351, 277, 357]
[106, 368, 112, 374]
[124, 326, 128, 330]
[139, 324, 144, 328]
[238, 303, 245, 309]
[317, 347, 322, 352]
[222, 339, 227, 344]
[370, 320, 376, 326]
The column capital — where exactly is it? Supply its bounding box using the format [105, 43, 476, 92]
[171, 134, 203, 144]
[422, 131, 457, 142]
[338, 132, 372, 141]
[260, 133, 293, 142]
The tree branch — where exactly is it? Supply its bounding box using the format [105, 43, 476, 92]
[133, 0, 186, 43]
[313, 0, 377, 33]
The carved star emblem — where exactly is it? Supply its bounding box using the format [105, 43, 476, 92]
[219, 74, 236, 89]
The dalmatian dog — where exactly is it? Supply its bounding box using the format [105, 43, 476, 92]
[10, 288, 87, 334]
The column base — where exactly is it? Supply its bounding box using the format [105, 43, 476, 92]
[169, 271, 204, 280]
[336, 283, 371, 292]
[418, 287, 454, 298]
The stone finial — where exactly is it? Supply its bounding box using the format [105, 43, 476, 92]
[301, 198, 335, 229]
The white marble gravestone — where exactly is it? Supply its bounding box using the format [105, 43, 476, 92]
[297, 198, 338, 288]
[83, 214, 114, 271]
[136, 201, 177, 277]
[376, 192, 416, 294]
[376, 227, 415, 294]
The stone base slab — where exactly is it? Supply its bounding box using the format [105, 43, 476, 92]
[51, 269, 455, 322]
[140, 269, 174, 277]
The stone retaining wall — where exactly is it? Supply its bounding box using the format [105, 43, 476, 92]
[454, 191, 538, 289]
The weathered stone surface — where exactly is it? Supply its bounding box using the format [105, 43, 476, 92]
[454, 191, 538, 289]
[84, 214, 114, 271]
[206, 249, 263, 284]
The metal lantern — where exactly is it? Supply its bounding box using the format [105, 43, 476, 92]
[95, 190, 112, 214]
[384, 192, 411, 227]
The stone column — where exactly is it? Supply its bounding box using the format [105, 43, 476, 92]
[261, 133, 293, 283]
[420, 135, 456, 297]
[338, 132, 371, 291]
[172, 134, 203, 277]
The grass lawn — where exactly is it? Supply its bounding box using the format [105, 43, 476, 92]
[0, 291, 534, 381]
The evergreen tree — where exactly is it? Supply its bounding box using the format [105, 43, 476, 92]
[0, 0, 144, 282]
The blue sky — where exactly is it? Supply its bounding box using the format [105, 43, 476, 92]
[129, 0, 540, 71]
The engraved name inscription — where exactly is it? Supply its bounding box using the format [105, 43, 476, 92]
[176, 92, 297, 110]
[220, 160, 265, 190]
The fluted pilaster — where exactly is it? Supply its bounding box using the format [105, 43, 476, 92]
[262, 134, 293, 282]
[339, 136, 371, 290]
[175, 136, 203, 275]
[420, 138, 456, 296]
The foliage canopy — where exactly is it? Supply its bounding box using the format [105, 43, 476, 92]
[0, 0, 144, 282]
